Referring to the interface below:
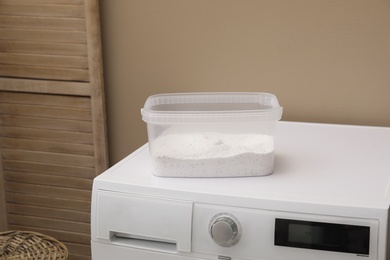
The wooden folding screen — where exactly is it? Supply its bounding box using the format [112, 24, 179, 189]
[0, 1, 108, 259]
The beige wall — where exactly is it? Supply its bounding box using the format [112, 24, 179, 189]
[100, 0, 390, 165]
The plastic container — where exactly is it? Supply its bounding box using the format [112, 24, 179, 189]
[141, 92, 283, 177]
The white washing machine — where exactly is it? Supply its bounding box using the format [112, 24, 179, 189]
[91, 121, 390, 260]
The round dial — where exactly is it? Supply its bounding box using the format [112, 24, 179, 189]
[209, 213, 241, 247]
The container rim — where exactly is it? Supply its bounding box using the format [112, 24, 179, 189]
[141, 92, 283, 124]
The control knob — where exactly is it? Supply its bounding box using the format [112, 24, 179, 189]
[209, 213, 241, 247]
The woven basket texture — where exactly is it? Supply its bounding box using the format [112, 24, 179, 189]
[0, 231, 68, 260]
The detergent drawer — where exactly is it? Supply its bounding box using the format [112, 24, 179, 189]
[95, 190, 193, 252]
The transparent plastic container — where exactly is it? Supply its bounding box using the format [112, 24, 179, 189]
[141, 92, 283, 177]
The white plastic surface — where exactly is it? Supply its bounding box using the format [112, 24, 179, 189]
[92, 242, 204, 260]
[93, 122, 390, 209]
[91, 122, 390, 260]
[96, 191, 193, 252]
[192, 203, 378, 260]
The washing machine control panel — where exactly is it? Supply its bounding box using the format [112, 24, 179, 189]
[191, 203, 378, 260]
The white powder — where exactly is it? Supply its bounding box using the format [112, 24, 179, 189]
[150, 132, 275, 177]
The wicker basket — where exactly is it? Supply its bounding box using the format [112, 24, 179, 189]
[0, 231, 68, 260]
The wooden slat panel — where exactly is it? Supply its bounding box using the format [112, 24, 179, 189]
[0, 4, 85, 18]
[0, 0, 84, 5]
[3, 161, 95, 179]
[1, 128, 92, 145]
[1, 127, 93, 144]
[5, 182, 91, 200]
[85, 0, 108, 175]
[0, 116, 93, 132]
[4, 171, 93, 189]
[66, 243, 91, 257]
[0, 148, 7, 230]
[68, 255, 90, 260]
[0, 104, 91, 120]
[0, 78, 91, 96]
[2, 149, 95, 168]
[6, 193, 90, 212]
[0, 53, 89, 69]
[0, 15, 86, 31]
[0, 64, 89, 81]
[0, 91, 91, 108]
[0, 40, 87, 56]
[0, 28, 86, 43]
[1, 138, 94, 156]
[7, 204, 90, 223]
[43, 230, 90, 246]
[0, 1, 107, 258]
[8, 214, 90, 233]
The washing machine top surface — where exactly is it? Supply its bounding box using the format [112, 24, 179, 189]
[95, 121, 390, 210]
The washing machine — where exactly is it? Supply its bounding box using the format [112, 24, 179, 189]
[91, 121, 390, 260]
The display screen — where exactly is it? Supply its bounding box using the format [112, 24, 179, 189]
[274, 218, 370, 255]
